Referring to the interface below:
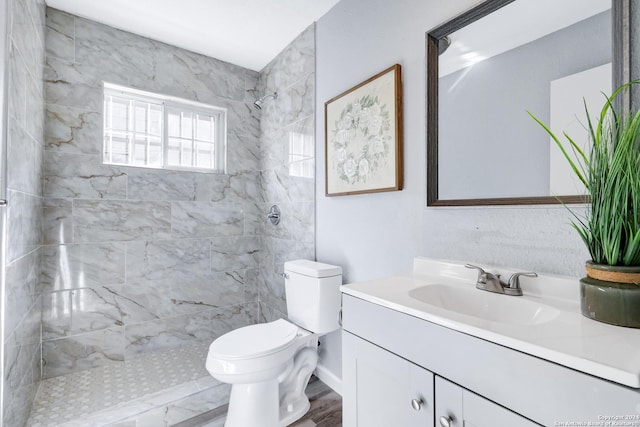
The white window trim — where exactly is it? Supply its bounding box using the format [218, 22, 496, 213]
[103, 82, 227, 173]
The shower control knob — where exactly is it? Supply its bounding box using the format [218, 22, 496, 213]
[267, 205, 281, 226]
[410, 398, 424, 411]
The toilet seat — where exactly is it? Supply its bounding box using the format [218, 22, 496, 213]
[210, 319, 299, 361]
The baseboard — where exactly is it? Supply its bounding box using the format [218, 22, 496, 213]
[314, 364, 342, 396]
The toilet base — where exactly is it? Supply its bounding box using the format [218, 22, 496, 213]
[222, 343, 319, 427]
[225, 379, 280, 427]
[280, 397, 310, 426]
[278, 345, 318, 425]
[223, 379, 312, 427]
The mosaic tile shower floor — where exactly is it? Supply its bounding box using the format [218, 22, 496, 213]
[26, 342, 216, 427]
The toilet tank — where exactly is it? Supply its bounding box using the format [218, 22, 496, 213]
[284, 259, 342, 334]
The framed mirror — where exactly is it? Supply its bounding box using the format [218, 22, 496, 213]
[426, 0, 629, 206]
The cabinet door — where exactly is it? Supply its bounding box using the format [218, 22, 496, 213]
[435, 376, 540, 427]
[343, 331, 434, 427]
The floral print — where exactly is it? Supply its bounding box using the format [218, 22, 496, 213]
[329, 94, 392, 184]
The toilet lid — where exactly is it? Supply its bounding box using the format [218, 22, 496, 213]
[210, 319, 299, 360]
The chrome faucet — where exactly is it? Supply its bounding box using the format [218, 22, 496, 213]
[465, 264, 504, 293]
[465, 264, 537, 296]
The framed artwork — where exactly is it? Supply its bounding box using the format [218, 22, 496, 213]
[325, 64, 403, 196]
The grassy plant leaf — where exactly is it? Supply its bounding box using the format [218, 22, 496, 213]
[530, 81, 640, 266]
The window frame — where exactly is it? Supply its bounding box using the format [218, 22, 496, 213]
[103, 83, 227, 173]
[288, 130, 314, 178]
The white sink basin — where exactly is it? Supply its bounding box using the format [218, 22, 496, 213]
[408, 284, 560, 325]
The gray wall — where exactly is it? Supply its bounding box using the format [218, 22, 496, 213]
[256, 25, 316, 322]
[316, 0, 603, 380]
[41, 8, 263, 378]
[3, 0, 46, 424]
[439, 11, 610, 199]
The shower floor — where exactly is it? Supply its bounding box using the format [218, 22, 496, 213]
[26, 342, 229, 427]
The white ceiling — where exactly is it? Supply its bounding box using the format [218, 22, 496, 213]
[45, 0, 341, 71]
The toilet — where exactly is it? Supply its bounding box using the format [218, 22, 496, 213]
[206, 259, 342, 427]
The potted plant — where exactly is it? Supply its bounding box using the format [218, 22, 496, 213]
[528, 81, 640, 328]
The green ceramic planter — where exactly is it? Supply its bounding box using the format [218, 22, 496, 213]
[580, 262, 640, 328]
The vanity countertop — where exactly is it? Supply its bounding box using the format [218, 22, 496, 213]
[340, 257, 640, 389]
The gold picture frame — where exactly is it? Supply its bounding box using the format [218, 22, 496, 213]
[324, 64, 403, 196]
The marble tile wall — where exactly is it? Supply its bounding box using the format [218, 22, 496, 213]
[3, 0, 46, 425]
[41, 8, 262, 379]
[256, 25, 316, 320]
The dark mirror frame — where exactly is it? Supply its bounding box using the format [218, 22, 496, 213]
[426, 0, 630, 206]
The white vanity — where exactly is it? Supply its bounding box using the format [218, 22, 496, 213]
[341, 258, 640, 427]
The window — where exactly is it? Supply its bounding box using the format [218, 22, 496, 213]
[288, 131, 314, 178]
[103, 84, 226, 172]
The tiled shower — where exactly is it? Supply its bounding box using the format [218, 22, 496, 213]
[2, 1, 316, 425]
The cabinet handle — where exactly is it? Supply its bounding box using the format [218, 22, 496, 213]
[410, 398, 423, 411]
[439, 415, 453, 427]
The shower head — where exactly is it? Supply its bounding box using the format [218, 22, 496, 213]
[254, 92, 278, 110]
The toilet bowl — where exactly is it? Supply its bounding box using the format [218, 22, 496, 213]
[206, 319, 319, 427]
[206, 259, 342, 427]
